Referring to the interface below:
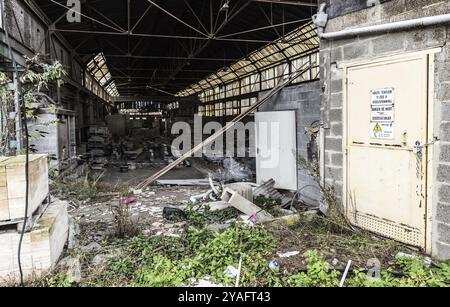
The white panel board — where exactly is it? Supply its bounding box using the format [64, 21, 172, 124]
[255, 111, 297, 190]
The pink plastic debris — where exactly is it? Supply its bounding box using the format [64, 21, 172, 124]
[122, 196, 137, 205]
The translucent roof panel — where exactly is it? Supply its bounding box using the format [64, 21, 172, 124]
[86, 52, 116, 96]
[176, 21, 319, 97]
[105, 81, 119, 97]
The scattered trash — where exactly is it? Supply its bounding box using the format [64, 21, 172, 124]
[91, 254, 110, 266]
[209, 177, 220, 195]
[190, 190, 220, 204]
[395, 252, 435, 268]
[235, 257, 243, 287]
[208, 223, 232, 233]
[122, 196, 137, 205]
[253, 179, 291, 206]
[223, 182, 253, 202]
[269, 260, 280, 272]
[277, 251, 300, 258]
[219, 157, 254, 182]
[131, 189, 142, 195]
[224, 265, 239, 278]
[156, 179, 214, 186]
[222, 187, 273, 223]
[207, 201, 230, 211]
[366, 258, 381, 279]
[163, 207, 187, 221]
[192, 278, 225, 287]
[339, 260, 352, 287]
[81, 242, 102, 253]
[331, 258, 339, 267]
[60, 257, 82, 284]
[68, 216, 80, 250]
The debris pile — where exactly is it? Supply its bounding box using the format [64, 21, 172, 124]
[88, 126, 111, 170]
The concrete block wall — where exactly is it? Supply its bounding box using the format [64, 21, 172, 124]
[259, 81, 321, 205]
[320, 0, 450, 259]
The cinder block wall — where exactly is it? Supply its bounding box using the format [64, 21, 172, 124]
[259, 81, 321, 205]
[319, 0, 450, 259]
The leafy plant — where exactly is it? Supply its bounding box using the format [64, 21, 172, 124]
[253, 196, 282, 216]
[285, 250, 340, 287]
[0, 55, 66, 157]
[347, 257, 450, 287]
[183, 205, 239, 228]
[88, 225, 276, 287]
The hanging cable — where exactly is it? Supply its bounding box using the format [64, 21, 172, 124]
[17, 97, 29, 287]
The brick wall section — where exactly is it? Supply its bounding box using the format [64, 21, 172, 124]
[259, 81, 321, 206]
[320, 0, 450, 259]
[3, 0, 46, 53]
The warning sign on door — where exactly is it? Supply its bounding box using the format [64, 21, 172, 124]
[371, 88, 394, 105]
[371, 122, 394, 139]
[371, 105, 395, 122]
[370, 88, 395, 139]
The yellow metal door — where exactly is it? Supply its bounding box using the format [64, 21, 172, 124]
[346, 55, 428, 248]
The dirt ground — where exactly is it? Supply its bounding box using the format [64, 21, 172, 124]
[268, 217, 406, 274]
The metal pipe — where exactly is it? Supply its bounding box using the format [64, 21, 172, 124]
[319, 11, 450, 40]
[319, 126, 325, 187]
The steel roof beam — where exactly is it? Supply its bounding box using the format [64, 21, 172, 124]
[51, 28, 274, 43]
[146, 0, 208, 37]
[252, 0, 317, 7]
[78, 53, 238, 61]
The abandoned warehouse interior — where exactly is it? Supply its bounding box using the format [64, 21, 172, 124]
[0, 0, 450, 287]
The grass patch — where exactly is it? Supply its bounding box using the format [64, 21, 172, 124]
[4, 223, 450, 287]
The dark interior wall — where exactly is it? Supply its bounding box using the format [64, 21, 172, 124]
[258, 81, 321, 205]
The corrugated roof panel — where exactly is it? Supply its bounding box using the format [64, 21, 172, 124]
[175, 21, 319, 98]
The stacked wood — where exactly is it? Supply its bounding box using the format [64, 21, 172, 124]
[0, 199, 69, 280]
[0, 155, 49, 222]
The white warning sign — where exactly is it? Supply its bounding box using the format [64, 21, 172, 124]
[371, 122, 394, 139]
[371, 88, 394, 105]
[370, 88, 395, 139]
[371, 104, 394, 122]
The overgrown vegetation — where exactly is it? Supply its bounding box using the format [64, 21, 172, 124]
[111, 201, 141, 239]
[0, 55, 66, 156]
[10, 224, 449, 288]
[50, 171, 129, 201]
[3, 221, 449, 287]
[253, 196, 282, 216]
[183, 205, 240, 228]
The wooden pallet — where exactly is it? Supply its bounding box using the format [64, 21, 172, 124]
[0, 198, 69, 280]
[0, 195, 51, 233]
